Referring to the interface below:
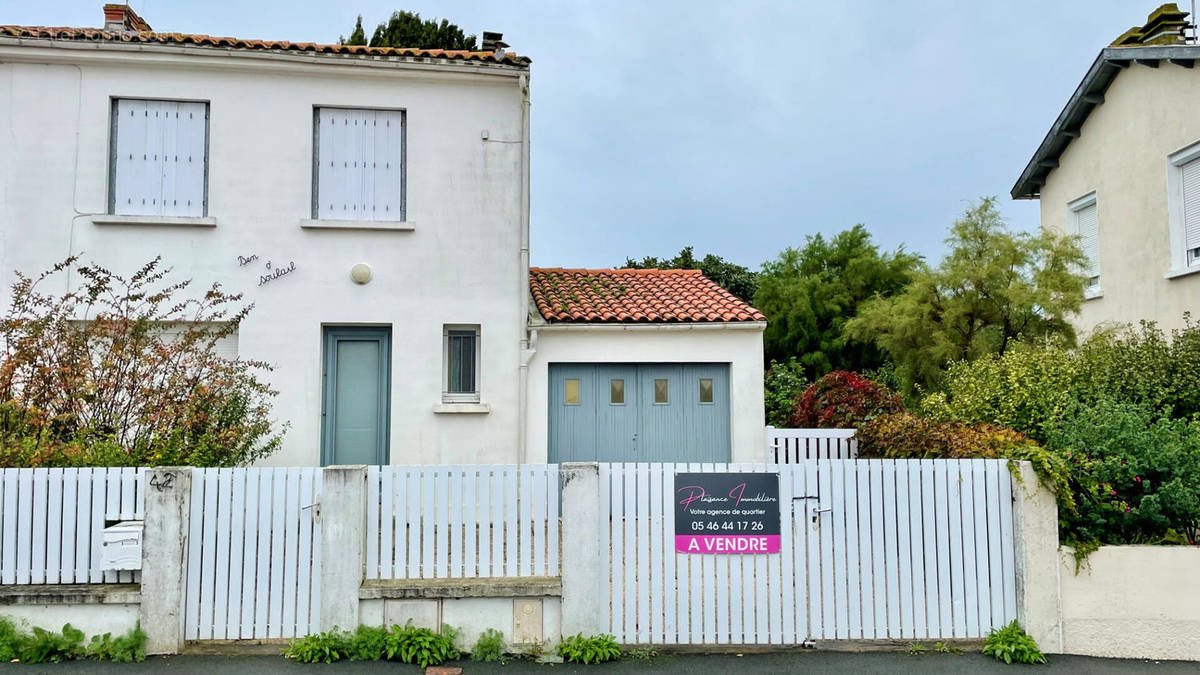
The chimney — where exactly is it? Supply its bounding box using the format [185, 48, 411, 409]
[102, 3, 152, 34]
[1111, 3, 1190, 46]
[481, 31, 509, 55]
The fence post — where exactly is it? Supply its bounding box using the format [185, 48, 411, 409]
[141, 467, 192, 655]
[1012, 460, 1063, 653]
[320, 465, 367, 632]
[560, 463, 605, 637]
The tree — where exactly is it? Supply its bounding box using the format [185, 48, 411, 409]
[347, 11, 478, 51]
[754, 225, 919, 378]
[622, 247, 758, 303]
[845, 197, 1087, 393]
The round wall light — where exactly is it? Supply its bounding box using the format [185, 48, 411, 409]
[350, 263, 372, 285]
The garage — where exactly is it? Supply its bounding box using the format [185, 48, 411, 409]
[548, 362, 731, 463]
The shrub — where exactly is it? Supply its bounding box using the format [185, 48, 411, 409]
[19, 624, 85, 664]
[84, 624, 147, 663]
[346, 625, 388, 661]
[0, 617, 24, 661]
[556, 633, 621, 664]
[470, 628, 505, 662]
[283, 629, 353, 663]
[0, 256, 285, 467]
[382, 623, 459, 668]
[285, 623, 459, 667]
[1045, 399, 1200, 547]
[764, 358, 808, 426]
[981, 621, 1045, 665]
[0, 619, 146, 664]
[788, 371, 904, 429]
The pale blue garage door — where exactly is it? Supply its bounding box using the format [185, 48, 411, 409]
[548, 363, 731, 463]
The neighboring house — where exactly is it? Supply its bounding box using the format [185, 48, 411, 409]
[1012, 3, 1200, 335]
[0, 5, 766, 466]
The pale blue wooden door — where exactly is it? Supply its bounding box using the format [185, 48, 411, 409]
[322, 327, 391, 465]
[548, 363, 730, 463]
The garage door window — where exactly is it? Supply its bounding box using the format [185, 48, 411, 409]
[610, 379, 625, 405]
[654, 378, 669, 404]
[699, 378, 714, 404]
[565, 378, 581, 405]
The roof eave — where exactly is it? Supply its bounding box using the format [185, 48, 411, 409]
[1012, 45, 1200, 200]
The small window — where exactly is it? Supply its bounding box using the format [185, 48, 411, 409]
[699, 378, 714, 404]
[1067, 193, 1100, 296]
[610, 379, 625, 404]
[564, 379, 580, 405]
[653, 378, 669, 404]
[314, 107, 406, 221]
[1166, 143, 1200, 273]
[443, 325, 479, 403]
[110, 98, 209, 217]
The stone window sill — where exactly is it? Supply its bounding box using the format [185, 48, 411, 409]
[1084, 288, 1103, 301]
[433, 403, 491, 414]
[93, 215, 216, 227]
[300, 218, 414, 232]
[1163, 266, 1200, 280]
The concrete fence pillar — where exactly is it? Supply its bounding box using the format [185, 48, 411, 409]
[140, 467, 192, 655]
[320, 465, 367, 631]
[560, 462, 605, 637]
[1012, 460, 1063, 653]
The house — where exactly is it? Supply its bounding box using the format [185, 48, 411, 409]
[1012, 3, 1200, 335]
[0, 5, 766, 466]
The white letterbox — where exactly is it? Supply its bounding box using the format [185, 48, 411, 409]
[100, 520, 144, 571]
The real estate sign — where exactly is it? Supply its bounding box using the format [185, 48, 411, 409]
[674, 472, 781, 554]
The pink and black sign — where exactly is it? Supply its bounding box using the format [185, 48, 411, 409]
[674, 472, 781, 554]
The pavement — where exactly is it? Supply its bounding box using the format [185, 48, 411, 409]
[10, 652, 1199, 674]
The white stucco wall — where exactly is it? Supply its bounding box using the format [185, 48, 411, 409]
[1, 603, 141, 640]
[1057, 546, 1200, 661]
[1039, 63, 1200, 335]
[526, 324, 766, 463]
[0, 44, 527, 465]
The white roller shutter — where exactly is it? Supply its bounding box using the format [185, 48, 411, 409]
[1181, 158, 1200, 266]
[315, 107, 404, 221]
[1075, 201, 1100, 281]
[112, 99, 207, 217]
[156, 323, 239, 361]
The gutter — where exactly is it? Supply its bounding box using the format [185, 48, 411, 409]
[516, 73, 533, 464]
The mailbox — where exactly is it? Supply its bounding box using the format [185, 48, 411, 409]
[100, 520, 144, 571]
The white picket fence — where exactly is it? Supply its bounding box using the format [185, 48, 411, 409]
[766, 426, 858, 462]
[365, 465, 559, 580]
[602, 459, 1016, 645]
[184, 467, 322, 640]
[0, 467, 145, 585]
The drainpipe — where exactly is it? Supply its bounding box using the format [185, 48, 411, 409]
[516, 72, 533, 464]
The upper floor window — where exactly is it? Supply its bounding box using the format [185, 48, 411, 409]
[1067, 192, 1100, 297]
[313, 107, 406, 222]
[109, 99, 209, 217]
[1168, 142, 1200, 276]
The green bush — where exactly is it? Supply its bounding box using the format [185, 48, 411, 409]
[470, 628, 505, 662]
[383, 623, 459, 667]
[764, 358, 808, 426]
[981, 621, 1045, 665]
[0, 619, 146, 664]
[0, 617, 21, 661]
[286, 623, 459, 667]
[283, 629, 353, 663]
[556, 633, 621, 664]
[84, 624, 147, 663]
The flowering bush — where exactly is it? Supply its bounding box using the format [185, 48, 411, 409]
[0, 257, 284, 467]
[788, 371, 904, 428]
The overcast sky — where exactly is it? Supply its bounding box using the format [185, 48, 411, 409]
[4, 0, 1157, 268]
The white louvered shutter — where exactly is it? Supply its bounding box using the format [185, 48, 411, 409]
[316, 108, 404, 221]
[1181, 158, 1200, 266]
[1075, 201, 1100, 282]
[113, 99, 206, 217]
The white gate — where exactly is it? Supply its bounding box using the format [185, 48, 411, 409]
[602, 459, 1016, 645]
[184, 467, 321, 640]
[766, 427, 858, 462]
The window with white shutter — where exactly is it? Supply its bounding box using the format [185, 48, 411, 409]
[313, 107, 406, 221]
[1068, 193, 1100, 295]
[109, 99, 208, 217]
[1180, 157, 1200, 268]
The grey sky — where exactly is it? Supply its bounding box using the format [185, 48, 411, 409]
[4, 0, 1154, 269]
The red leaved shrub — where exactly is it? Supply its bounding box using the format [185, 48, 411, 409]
[787, 371, 904, 429]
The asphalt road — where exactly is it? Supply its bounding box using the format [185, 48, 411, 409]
[10, 652, 1198, 674]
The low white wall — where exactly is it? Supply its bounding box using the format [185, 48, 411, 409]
[1, 603, 140, 639]
[1058, 546, 1200, 661]
[359, 597, 561, 651]
[526, 324, 766, 463]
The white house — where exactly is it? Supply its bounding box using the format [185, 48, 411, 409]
[0, 5, 766, 466]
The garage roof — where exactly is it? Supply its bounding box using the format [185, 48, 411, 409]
[529, 268, 766, 324]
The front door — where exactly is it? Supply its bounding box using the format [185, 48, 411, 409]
[321, 326, 391, 465]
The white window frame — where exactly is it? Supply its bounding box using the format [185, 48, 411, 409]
[108, 98, 210, 219]
[442, 324, 480, 404]
[311, 106, 407, 224]
[1166, 140, 1200, 279]
[1067, 191, 1102, 299]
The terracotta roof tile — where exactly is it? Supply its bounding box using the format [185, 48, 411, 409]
[0, 25, 530, 66]
[529, 268, 766, 324]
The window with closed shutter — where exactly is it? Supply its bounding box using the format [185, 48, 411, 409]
[314, 108, 405, 221]
[110, 99, 208, 217]
[1069, 194, 1100, 292]
[1181, 158, 1200, 267]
